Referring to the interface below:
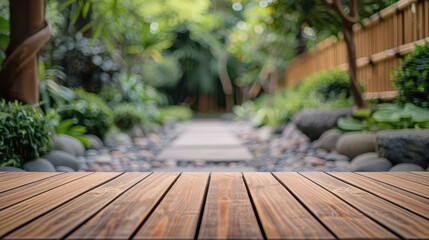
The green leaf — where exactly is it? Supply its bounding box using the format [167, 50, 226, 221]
[337, 117, 364, 131]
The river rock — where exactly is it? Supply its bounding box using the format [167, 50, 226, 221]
[336, 132, 376, 159]
[53, 134, 85, 156]
[351, 153, 392, 171]
[389, 163, 425, 172]
[104, 130, 133, 147]
[23, 158, 56, 172]
[376, 129, 429, 168]
[86, 134, 104, 150]
[55, 166, 76, 172]
[0, 166, 25, 172]
[43, 150, 80, 171]
[293, 108, 351, 140]
[318, 129, 342, 151]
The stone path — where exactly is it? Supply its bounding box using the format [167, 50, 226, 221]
[155, 121, 254, 170]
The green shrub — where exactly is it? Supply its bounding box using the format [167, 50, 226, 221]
[233, 69, 353, 129]
[394, 42, 429, 108]
[58, 89, 113, 138]
[159, 106, 193, 121]
[113, 103, 146, 130]
[0, 100, 52, 167]
[297, 68, 351, 108]
[337, 103, 429, 132]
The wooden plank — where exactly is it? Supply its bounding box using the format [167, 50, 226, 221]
[274, 172, 397, 239]
[330, 172, 429, 219]
[358, 172, 429, 198]
[412, 172, 429, 178]
[302, 172, 429, 239]
[68, 172, 179, 240]
[198, 173, 263, 240]
[0, 172, 91, 210]
[243, 172, 333, 240]
[382, 172, 429, 186]
[0, 172, 62, 193]
[6, 172, 148, 239]
[133, 172, 210, 240]
[0, 172, 120, 237]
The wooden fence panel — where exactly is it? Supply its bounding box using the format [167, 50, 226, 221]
[284, 0, 429, 98]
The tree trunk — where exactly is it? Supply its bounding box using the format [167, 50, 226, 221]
[342, 21, 366, 109]
[0, 0, 50, 104]
[217, 52, 234, 112]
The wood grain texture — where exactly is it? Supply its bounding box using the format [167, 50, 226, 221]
[133, 172, 210, 240]
[0, 172, 120, 237]
[274, 172, 397, 239]
[198, 173, 263, 240]
[6, 173, 148, 239]
[0, 172, 61, 193]
[243, 172, 333, 240]
[382, 172, 429, 186]
[67, 172, 179, 240]
[358, 172, 429, 198]
[412, 172, 429, 178]
[302, 172, 429, 239]
[0, 172, 91, 210]
[330, 172, 429, 219]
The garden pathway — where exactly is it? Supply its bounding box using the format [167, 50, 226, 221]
[154, 120, 255, 171]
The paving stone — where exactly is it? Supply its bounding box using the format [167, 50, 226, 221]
[156, 146, 254, 161]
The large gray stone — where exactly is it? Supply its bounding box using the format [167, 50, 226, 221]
[293, 108, 352, 140]
[53, 134, 85, 156]
[86, 134, 104, 150]
[351, 153, 392, 172]
[43, 150, 80, 171]
[376, 129, 429, 168]
[0, 166, 25, 172]
[318, 129, 342, 151]
[336, 132, 376, 159]
[23, 158, 56, 172]
[389, 163, 424, 172]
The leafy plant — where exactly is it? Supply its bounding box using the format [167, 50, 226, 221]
[233, 69, 353, 129]
[158, 105, 193, 122]
[113, 103, 146, 131]
[58, 89, 113, 138]
[394, 42, 429, 108]
[0, 100, 52, 167]
[54, 119, 90, 147]
[297, 69, 352, 108]
[337, 103, 429, 131]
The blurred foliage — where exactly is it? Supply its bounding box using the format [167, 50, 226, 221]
[0, 100, 52, 167]
[142, 56, 182, 88]
[58, 88, 113, 138]
[394, 42, 429, 109]
[159, 105, 193, 121]
[53, 119, 91, 147]
[112, 103, 147, 131]
[338, 103, 429, 132]
[234, 69, 352, 129]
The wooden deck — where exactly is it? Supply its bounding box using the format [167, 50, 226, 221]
[0, 172, 428, 239]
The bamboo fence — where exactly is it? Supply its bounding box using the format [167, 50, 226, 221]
[284, 0, 429, 99]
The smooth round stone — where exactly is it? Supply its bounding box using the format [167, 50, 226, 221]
[351, 153, 392, 172]
[389, 163, 425, 172]
[24, 158, 56, 172]
[0, 166, 25, 172]
[44, 150, 80, 171]
[336, 132, 376, 159]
